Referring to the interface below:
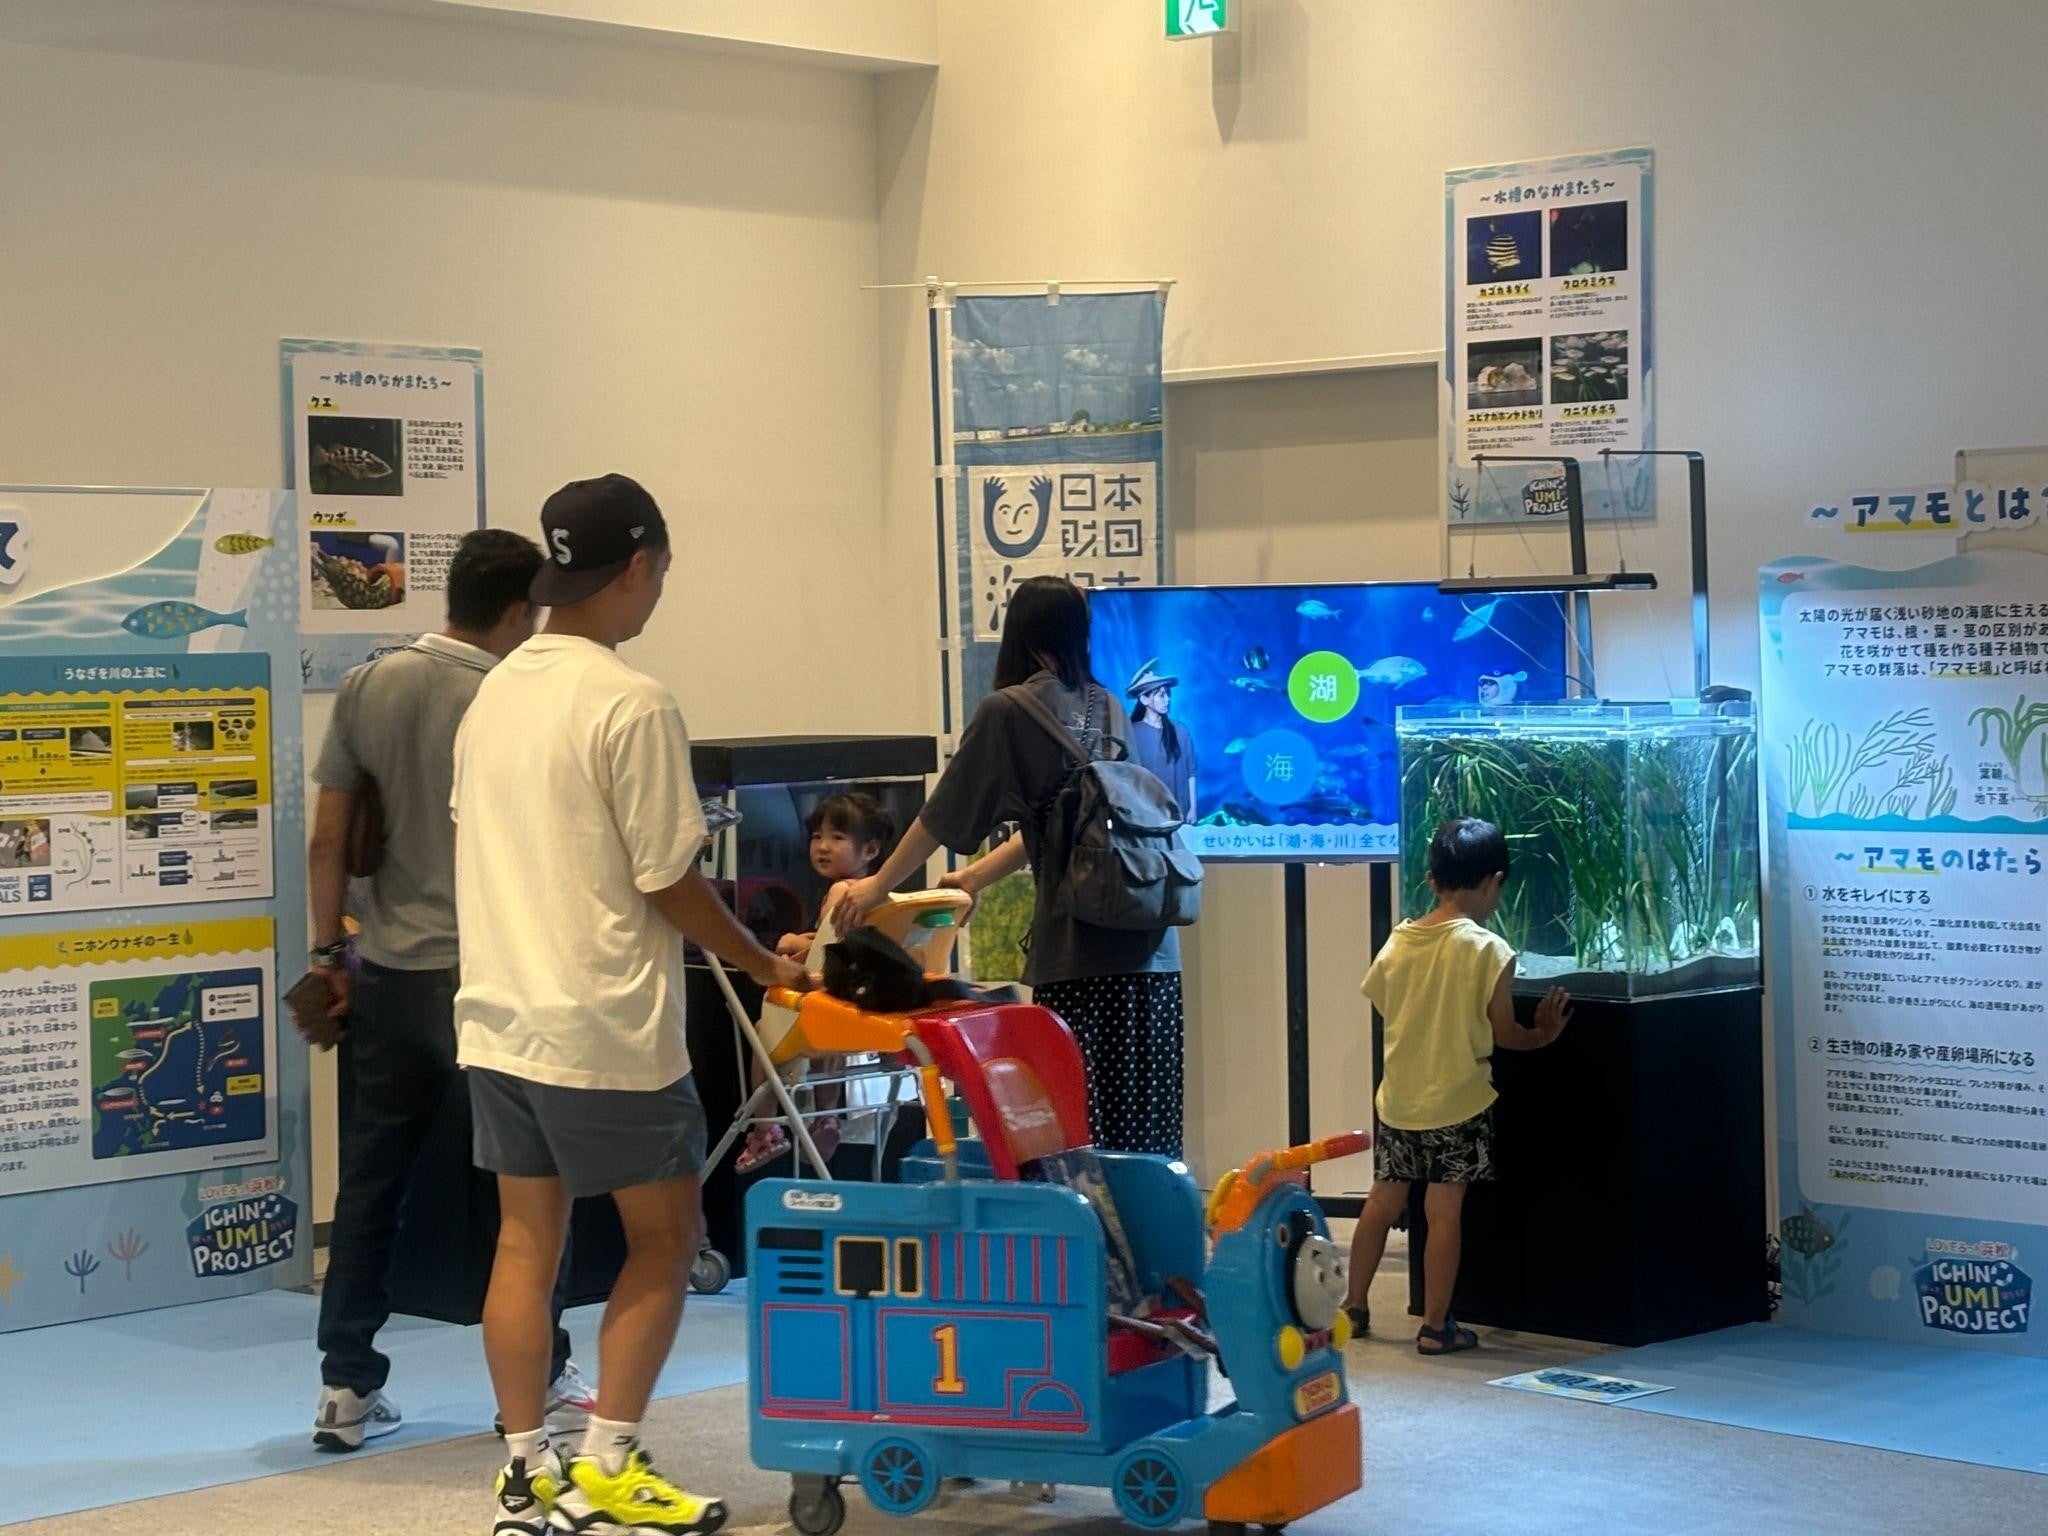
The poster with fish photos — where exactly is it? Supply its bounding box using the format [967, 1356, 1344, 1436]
[0, 654, 274, 916]
[0, 918, 277, 1199]
[1760, 550, 2048, 1357]
[1444, 147, 1652, 526]
[281, 338, 485, 690]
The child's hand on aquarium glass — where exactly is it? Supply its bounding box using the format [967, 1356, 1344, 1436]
[1534, 986, 1573, 1043]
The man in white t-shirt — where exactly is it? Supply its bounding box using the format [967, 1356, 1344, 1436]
[453, 474, 806, 1536]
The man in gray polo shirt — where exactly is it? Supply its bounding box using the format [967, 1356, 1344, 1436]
[302, 529, 595, 1451]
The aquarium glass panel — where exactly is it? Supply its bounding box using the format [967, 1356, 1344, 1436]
[1089, 584, 1572, 861]
[1397, 701, 1761, 999]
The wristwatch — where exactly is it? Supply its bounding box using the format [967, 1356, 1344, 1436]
[310, 941, 348, 968]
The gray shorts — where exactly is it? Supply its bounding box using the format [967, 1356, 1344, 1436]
[469, 1068, 707, 1199]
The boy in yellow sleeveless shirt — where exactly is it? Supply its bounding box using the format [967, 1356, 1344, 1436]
[1345, 818, 1570, 1354]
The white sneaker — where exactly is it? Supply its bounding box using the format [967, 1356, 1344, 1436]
[494, 1360, 598, 1436]
[312, 1386, 402, 1452]
[492, 1447, 569, 1536]
[548, 1360, 598, 1419]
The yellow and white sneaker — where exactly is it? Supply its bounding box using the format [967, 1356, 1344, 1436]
[493, 1450, 567, 1536]
[547, 1449, 727, 1534]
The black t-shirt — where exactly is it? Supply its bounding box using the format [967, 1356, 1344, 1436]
[921, 671, 1180, 987]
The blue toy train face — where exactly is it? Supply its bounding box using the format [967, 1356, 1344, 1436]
[1289, 1229, 1348, 1333]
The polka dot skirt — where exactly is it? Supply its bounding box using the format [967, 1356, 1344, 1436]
[1033, 973, 1185, 1159]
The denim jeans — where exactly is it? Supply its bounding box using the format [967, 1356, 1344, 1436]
[318, 960, 572, 1393]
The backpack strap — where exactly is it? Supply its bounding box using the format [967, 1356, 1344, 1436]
[1005, 683, 1098, 767]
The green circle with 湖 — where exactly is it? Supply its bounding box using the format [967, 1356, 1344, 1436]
[1288, 650, 1360, 724]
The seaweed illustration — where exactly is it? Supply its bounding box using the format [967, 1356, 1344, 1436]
[1448, 478, 1473, 523]
[1778, 1207, 1851, 1305]
[1787, 710, 1957, 819]
[64, 1249, 101, 1294]
[107, 1228, 150, 1281]
[1969, 695, 2048, 809]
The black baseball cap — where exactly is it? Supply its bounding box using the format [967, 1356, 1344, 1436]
[530, 473, 668, 607]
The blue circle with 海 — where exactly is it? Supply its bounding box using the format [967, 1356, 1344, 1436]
[1239, 728, 1319, 807]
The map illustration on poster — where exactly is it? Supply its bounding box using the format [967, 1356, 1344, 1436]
[282, 338, 486, 690]
[0, 918, 278, 1198]
[1760, 550, 2047, 1355]
[0, 655, 273, 914]
[1444, 147, 1653, 526]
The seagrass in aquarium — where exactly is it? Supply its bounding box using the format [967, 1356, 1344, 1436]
[1396, 702, 1761, 1000]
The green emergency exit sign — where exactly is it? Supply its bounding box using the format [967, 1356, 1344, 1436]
[1166, 0, 1229, 39]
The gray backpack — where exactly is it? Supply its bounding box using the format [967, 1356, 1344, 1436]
[1008, 685, 1204, 932]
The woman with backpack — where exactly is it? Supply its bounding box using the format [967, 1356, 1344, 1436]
[830, 576, 1197, 1159]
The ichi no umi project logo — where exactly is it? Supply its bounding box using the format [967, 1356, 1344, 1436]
[1915, 1257, 2032, 1336]
[188, 1191, 298, 1277]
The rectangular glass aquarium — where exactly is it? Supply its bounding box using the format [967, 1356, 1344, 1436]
[1396, 701, 1761, 999]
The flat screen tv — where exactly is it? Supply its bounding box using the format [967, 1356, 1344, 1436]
[1087, 582, 1572, 860]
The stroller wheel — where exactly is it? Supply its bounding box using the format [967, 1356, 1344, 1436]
[690, 1246, 732, 1294]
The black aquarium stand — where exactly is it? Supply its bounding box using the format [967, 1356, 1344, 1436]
[1405, 985, 1768, 1347]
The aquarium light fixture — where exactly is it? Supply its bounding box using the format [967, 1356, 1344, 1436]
[1439, 571, 1656, 594]
[1453, 453, 1657, 596]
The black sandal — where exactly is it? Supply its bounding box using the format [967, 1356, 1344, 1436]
[1416, 1317, 1478, 1355]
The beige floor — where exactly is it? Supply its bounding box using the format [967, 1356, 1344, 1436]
[13, 1241, 2043, 1536]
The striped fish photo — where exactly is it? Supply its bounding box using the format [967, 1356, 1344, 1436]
[306, 415, 404, 497]
[1465, 210, 1541, 283]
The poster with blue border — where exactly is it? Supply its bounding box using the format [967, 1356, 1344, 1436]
[947, 291, 1166, 723]
[281, 338, 485, 691]
[1760, 550, 2047, 1355]
[1444, 147, 1653, 527]
[0, 487, 310, 1330]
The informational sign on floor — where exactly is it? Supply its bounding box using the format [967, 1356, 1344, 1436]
[281, 338, 486, 690]
[1761, 549, 2048, 1356]
[1443, 146, 1653, 526]
[0, 655, 273, 914]
[1491, 1368, 1672, 1405]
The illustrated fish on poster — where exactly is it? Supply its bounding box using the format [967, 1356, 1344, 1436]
[212, 534, 275, 556]
[1232, 676, 1281, 692]
[312, 443, 394, 481]
[1780, 1206, 1837, 1258]
[1242, 645, 1271, 672]
[1296, 600, 1341, 621]
[121, 601, 248, 639]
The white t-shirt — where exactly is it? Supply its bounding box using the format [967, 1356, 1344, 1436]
[451, 634, 707, 1092]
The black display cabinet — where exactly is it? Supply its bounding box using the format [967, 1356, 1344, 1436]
[1405, 985, 1769, 1347]
[687, 734, 938, 1280]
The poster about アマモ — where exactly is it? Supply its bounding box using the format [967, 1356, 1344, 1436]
[1764, 554, 2048, 1227]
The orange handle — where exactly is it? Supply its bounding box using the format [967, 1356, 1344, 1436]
[1262, 1130, 1371, 1175]
[765, 986, 807, 1011]
[919, 1064, 957, 1163]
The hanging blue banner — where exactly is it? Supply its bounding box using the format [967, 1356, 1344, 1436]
[946, 291, 1166, 721]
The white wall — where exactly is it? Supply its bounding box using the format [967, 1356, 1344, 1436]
[3, 0, 908, 1219]
[878, 0, 2048, 1175]
[338, 0, 939, 69]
